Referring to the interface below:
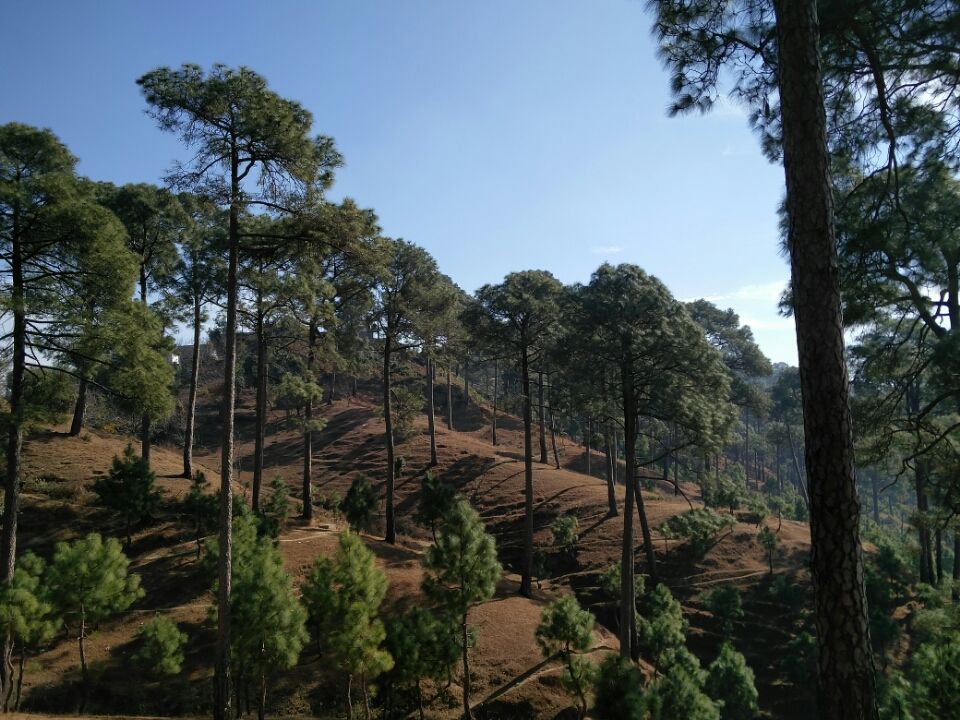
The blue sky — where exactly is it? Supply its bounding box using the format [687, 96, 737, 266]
[1, 0, 797, 363]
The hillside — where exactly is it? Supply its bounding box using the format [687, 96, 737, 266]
[13, 380, 813, 719]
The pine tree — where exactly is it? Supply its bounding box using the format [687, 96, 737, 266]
[139, 64, 340, 720]
[646, 648, 719, 720]
[422, 499, 501, 720]
[258, 476, 289, 539]
[0, 123, 139, 699]
[135, 615, 187, 678]
[0, 552, 56, 711]
[46, 533, 143, 713]
[469, 271, 563, 598]
[372, 238, 455, 544]
[703, 584, 743, 638]
[342, 475, 378, 533]
[384, 607, 459, 720]
[416, 472, 457, 543]
[638, 584, 688, 668]
[592, 655, 646, 720]
[302, 531, 392, 720]
[185, 471, 217, 560]
[535, 595, 597, 719]
[206, 514, 307, 720]
[91, 444, 164, 547]
[705, 642, 759, 720]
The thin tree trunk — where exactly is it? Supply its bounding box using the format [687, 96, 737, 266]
[141, 414, 151, 467]
[870, 472, 880, 524]
[78, 608, 89, 714]
[492, 359, 498, 446]
[384, 336, 397, 544]
[461, 618, 472, 720]
[215, 152, 241, 720]
[549, 409, 560, 469]
[427, 358, 438, 465]
[538, 370, 548, 463]
[327, 372, 335, 405]
[302, 321, 317, 522]
[585, 417, 592, 477]
[620, 390, 637, 659]
[520, 346, 534, 598]
[773, 0, 877, 714]
[70, 375, 88, 436]
[346, 674, 353, 720]
[605, 428, 617, 517]
[935, 527, 943, 585]
[13, 643, 24, 711]
[252, 290, 267, 513]
[446, 367, 453, 431]
[183, 297, 202, 478]
[953, 533, 960, 602]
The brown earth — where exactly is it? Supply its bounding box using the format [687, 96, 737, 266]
[13, 376, 814, 719]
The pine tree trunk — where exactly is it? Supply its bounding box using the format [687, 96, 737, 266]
[141, 414, 152, 467]
[550, 409, 560, 469]
[585, 417, 592, 477]
[870, 472, 880, 524]
[619, 387, 637, 659]
[13, 643, 24, 711]
[252, 290, 267, 513]
[538, 370, 547, 464]
[70, 375, 88, 436]
[184, 298, 202, 478]
[384, 335, 397, 544]
[520, 346, 534, 598]
[605, 428, 617, 517]
[78, 608, 89, 714]
[773, 0, 877, 714]
[491, 359, 498, 446]
[426, 358, 437, 466]
[461, 618, 473, 720]
[215, 152, 240, 720]
[302, 321, 317, 522]
[446, 367, 453, 431]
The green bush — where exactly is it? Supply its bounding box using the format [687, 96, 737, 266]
[743, 493, 767, 524]
[551, 514, 579, 556]
[416, 471, 457, 541]
[135, 615, 187, 677]
[391, 383, 424, 442]
[781, 631, 817, 684]
[757, 525, 779, 573]
[536, 595, 597, 718]
[342, 475, 377, 532]
[705, 642, 758, 720]
[715, 467, 747, 512]
[258, 475, 289, 538]
[593, 654, 647, 720]
[91, 444, 163, 546]
[703, 584, 743, 637]
[660, 508, 735, 556]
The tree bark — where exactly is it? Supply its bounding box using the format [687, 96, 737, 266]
[538, 370, 548, 464]
[446, 367, 453, 431]
[773, 0, 878, 714]
[585, 417, 592, 477]
[78, 608, 89, 714]
[619, 383, 637, 659]
[461, 618, 473, 720]
[549, 409, 560, 469]
[605, 428, 617, 517]
[384, 335, 397, 544]
[427, 358, 438, 466]
[491, 359, 498, 446]
[70, 375, 88, 436]
[183, 297, 202, 478]
[215, 148, 240, 720]
[302, 320, 317, 522]
[520, 345, 534, 598]
[252, 288, 267, 513]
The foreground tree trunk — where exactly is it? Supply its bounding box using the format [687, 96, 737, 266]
[520, 345, 535, 598]
[302, 321, 317, 522]
[70, 375, 88, 436]
[773, 0, 877, 715]
[215, 158, 240, 720]
[183, 298, 202, 478]
[383, 337, 397, 544]
[252, 289, 267, 512]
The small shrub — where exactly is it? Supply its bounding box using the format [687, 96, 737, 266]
[767, 575, 809, 612]
[660, 508, 735, 556]
[90, 445, 163, 546]
[757, 525, 779, 573]
[781, 631, 817, 684]
[135, 615, 187, 677]
[743, 493, 767, 524]
[417, 472, 457, 541]
[593, 654, 646, 720]
[258, 476, 289, 538]
[391, 384, 424, 442]
[551, 515, 579, 556]
[703, 584, 743, 637]
[342, 475, 377, 532]
[705, 642, 759, 720]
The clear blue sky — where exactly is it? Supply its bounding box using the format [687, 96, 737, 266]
[1, 0, 797, 363]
